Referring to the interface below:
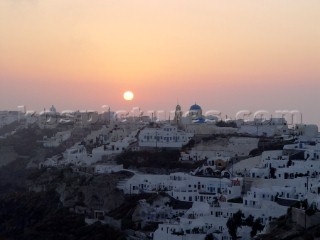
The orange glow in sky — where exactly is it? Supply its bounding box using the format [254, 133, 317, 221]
[0, 1, 319, 124]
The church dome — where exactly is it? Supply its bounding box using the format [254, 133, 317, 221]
[189, 104, 202, 111]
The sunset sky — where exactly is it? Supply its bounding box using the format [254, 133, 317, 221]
[0, 1, 319, 125]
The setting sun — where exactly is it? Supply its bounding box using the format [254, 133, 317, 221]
[123, 91, 134, 101]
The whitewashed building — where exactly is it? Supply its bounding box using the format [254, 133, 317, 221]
[153, 200, 287, 240]
[139, 124, 194, 148]
[118, 172, 243, 203]
[250, 143, 320, 180]
[41, 132, 138, 167]
[238, 118, 290, 137]
[42, 131, 71, 147]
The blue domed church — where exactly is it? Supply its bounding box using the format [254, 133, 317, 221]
[188, 103, 203, 120]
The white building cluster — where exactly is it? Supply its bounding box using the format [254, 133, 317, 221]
[40, 124, 141, 167]
[237, 118, 290, 137]
[42, 131, 71, 147]
[32, 103, 320, 239]
[138, 124, 194, 148]
[116, 120, 320, 239]
[117, 169, 290, 240]
[153, 200, 287, 240]
[0, 111, 20, 128]
[118, 172, 243, 203]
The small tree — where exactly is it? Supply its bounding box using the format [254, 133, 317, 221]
[205, 233, 214, 240]
[227, 212, 265, 239]
[245, 215, 254, 227]
[251, 218, 264, 237]
[226, 210, 244, 239]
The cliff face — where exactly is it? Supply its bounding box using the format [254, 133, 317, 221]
[56, 173, 127, 211]
[29, 168, 132, 213]
[258, 209, 320, 240]
[0, 125, 70, 196]
[0, 146, 17, 167]
[0, 125, 132, 239]
[0, 191, 126, 240]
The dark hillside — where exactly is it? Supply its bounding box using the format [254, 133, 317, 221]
[0, 191, 125, 240]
